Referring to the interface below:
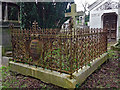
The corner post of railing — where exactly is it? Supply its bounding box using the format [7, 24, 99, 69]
[50, 29, 53, 71]
[28, 28, 31, 66]
[97, 28, 99, 57]
[69, 17, 73, 78]
[104, 27, 108, 52]
[70, 29, 73, 78]
[106, 28, 108, 52]
[73, 27, 76, 72]
[9, 24, 14, 61]
[42, 28, 45, 70]
[93, 28, 96, 59]
[59, 32, 62, 74]
[76, 29, 78, 73]
[9, 23, 14, 43]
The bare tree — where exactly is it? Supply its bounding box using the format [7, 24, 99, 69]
[82, 0, 89, 14]
[81, 0, 89, 25]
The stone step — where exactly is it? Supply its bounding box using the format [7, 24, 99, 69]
[5, 51, 12, 57]
[2, 57, 12, 66]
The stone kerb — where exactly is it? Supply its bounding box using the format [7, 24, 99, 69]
[9, 52, 108, 88]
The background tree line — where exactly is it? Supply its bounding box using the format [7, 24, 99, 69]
[18, 2, 73, 29]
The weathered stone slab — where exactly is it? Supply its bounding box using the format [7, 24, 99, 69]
[5, 51, 12, 57]
[9, 53, 108, 88]
[2, 57, 9, 66]
[9, 61, 76, 88]
[2, 56, 12, 66]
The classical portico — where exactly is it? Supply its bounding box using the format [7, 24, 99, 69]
[88, 0, 119, 41]
[0, 1, 20, 48]
[0, 2, 20, 22]
[0, 2, 2, 21]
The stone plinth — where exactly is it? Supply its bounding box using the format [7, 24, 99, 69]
[1, 21, 20, 48]
[9, 53, 108, 88]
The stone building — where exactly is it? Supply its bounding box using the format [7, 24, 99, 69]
[88, 0, 119, 41]
[0, 1, 20, 47]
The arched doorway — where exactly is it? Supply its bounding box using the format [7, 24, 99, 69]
[103, 13, 117, 41]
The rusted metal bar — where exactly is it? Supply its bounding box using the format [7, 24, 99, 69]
[42, 28, 45, 70]
[76, 31, 78, 73]
[50, 29, 53, 71]
[10, 21, 108, 76]
[59, 32, 62, 74]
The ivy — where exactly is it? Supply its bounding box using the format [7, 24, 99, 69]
[19, 2, 71, 29]
[108, 50, 118, 59]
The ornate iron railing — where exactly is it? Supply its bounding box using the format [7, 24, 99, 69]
[10, 21, 107, 76]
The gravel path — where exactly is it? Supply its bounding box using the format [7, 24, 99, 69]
[80, 51, 119, 88]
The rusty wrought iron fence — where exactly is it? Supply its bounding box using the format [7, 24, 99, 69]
[10, 21, 107, 76]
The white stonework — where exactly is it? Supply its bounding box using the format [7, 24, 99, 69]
[4, 3, 8, 21]
[88, 0, 119, 41]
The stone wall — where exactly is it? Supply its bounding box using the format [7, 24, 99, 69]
[2, 27, 12, 48]
[1, 21, 20, 49]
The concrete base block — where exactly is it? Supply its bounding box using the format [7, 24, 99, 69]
[2, 57, 9, 66]
[9, 53, 108, 88]
[2, 57, 12, 66]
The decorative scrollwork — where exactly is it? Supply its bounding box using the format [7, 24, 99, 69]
[32, 21, 39, 31]
[95, 1, 118, 11]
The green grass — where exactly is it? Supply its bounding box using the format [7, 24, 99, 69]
[0, 66, 59, 89]
[108, 49, 118, 59]
[0, 66, 25, 88]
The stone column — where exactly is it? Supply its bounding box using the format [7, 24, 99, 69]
[0, 2, 2, 21]
[4, 3, 8, 21]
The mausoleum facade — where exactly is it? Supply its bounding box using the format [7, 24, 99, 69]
[88, 0, 120, 41]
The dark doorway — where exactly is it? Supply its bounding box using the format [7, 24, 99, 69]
[103, 13, 117, 41]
